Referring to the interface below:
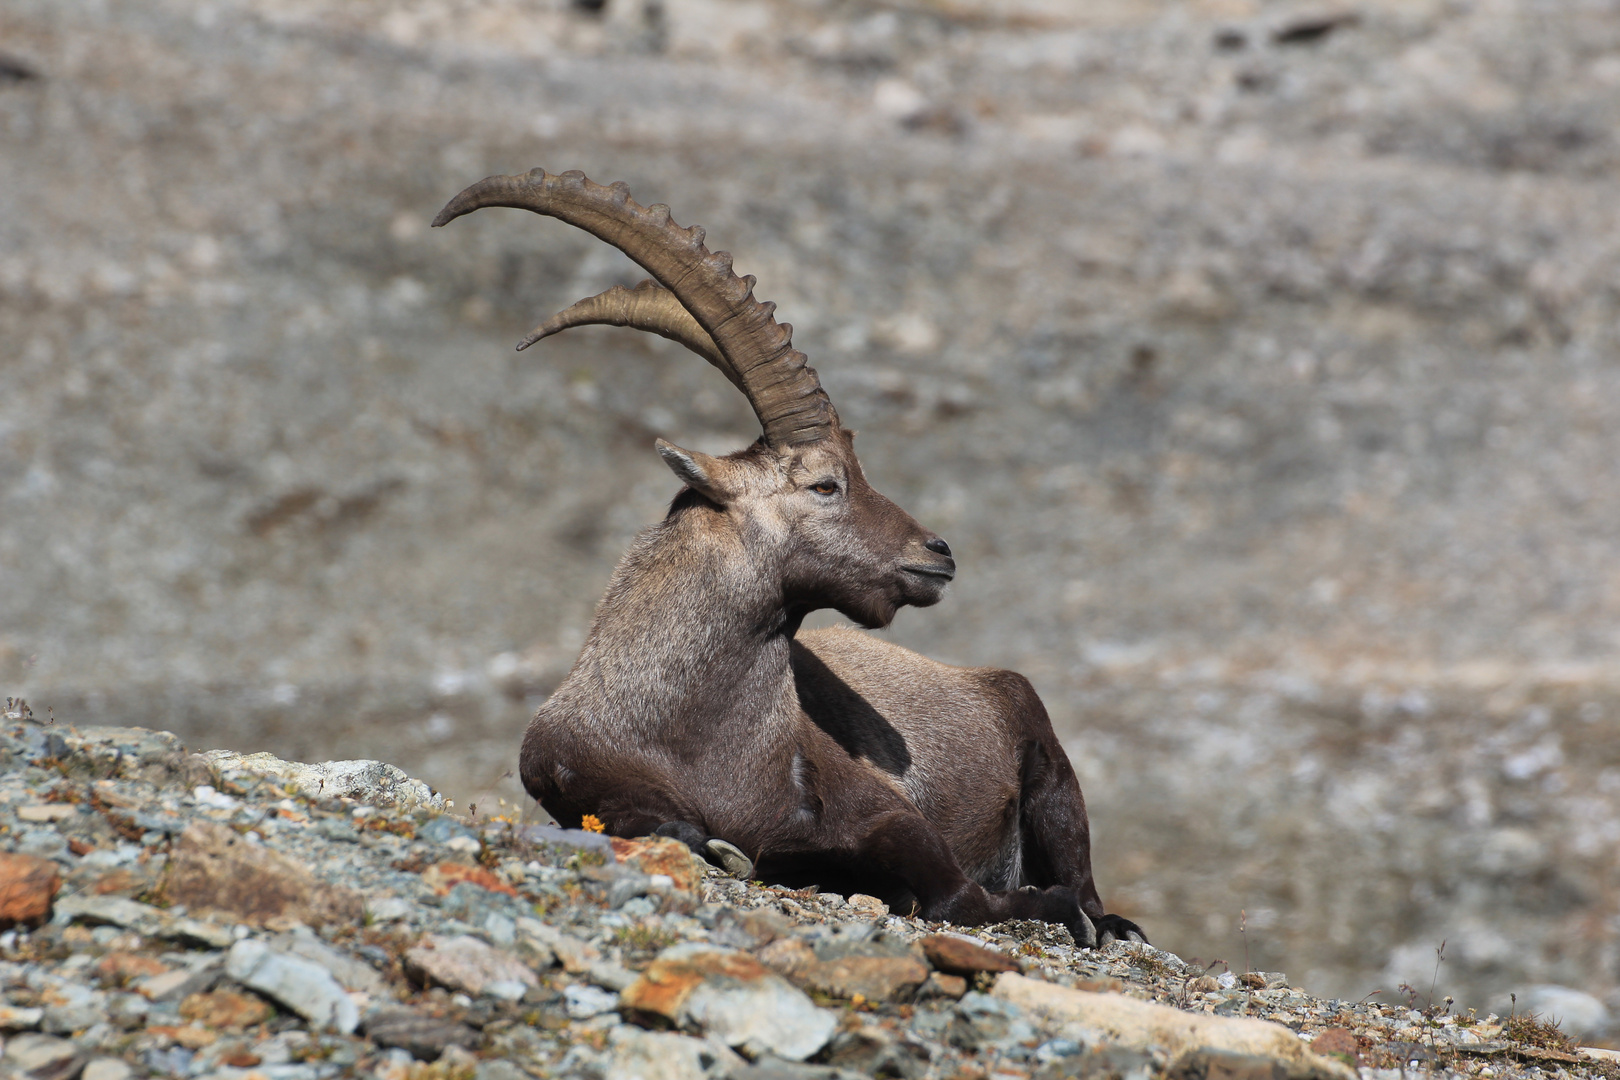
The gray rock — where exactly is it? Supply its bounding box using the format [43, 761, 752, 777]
[275, 926, 390, 996]
[366, 896, 414, 923]
[587, 962, 639, 993]
[620, 896, 659, 920]
[607, 1025, 743, 1080]
[514, 824, 615, 856]
[565, 983, 621, 1019]
[609, 872, 657, 910]
[362, 1006, 480, 1062]
[733, 1058, 846, 1080]
[4, 1034, 85, 1080]
[0, 1005, 45, 1030]
[52, 895, 231, 948]
[622, 943, 837, 1062]
[225, 937, 360, 1033]
[16, 828, 67, 860]
[318, 818, 362, 843]
[80, 1060, 133, 1080]
[133, 959, 222, 1004]
[402, 934, 539, 999]
[104, 994, 148, 1030]
[139, 1048, 191, 1077]
[417, 817, 476, 845]
[41, 987, 105, 1035]
[482, 912, 517, 948]
[949, 992, 1036, 1052]
[474, 1062, 531, 1080]
[197, 750, 443, 810]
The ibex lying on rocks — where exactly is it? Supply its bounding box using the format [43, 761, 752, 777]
[434, 169, 1145, 947]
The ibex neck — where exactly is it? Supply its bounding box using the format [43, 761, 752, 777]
[559, 509, 797, 742]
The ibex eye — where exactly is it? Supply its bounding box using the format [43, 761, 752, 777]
[810, 481, 839, 495]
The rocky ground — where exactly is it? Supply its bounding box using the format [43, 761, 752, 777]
[2, 710, 1618, 1080]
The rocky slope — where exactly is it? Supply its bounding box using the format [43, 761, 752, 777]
[1, 713, 1616, 1080]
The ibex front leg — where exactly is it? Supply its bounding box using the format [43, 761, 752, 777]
[853, 808, 1103, 945]
[1003, 675, 1148, 946]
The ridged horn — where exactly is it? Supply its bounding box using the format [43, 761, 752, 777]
[517, 280, 745, 396]
[433, 168, 839, 447]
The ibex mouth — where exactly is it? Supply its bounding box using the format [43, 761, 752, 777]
[902, 563, 956, 582]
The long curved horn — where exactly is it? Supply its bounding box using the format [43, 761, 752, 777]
[517, 280, 746, 396]
[433, 168, 838, 447]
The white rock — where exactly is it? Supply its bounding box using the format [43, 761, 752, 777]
[992, 975, 1355, 1080]
[4, 1034, 81, 1075]
[566, 984, 620, 1019]
[621, 943, 836, 1062]
[83, 1058, 135, 1080]
[198, 750, 443, 810]
[226, 938, 359, 1033]
[367, 896, 413, 923]
[607, 1025, 743, 1080]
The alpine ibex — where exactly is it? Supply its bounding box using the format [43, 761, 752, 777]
[433, 169, 1145, 947]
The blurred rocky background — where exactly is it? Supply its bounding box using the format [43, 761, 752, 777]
[4, 0, 1620, 1030]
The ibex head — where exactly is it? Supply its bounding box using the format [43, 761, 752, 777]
[434, 169, 954, 629]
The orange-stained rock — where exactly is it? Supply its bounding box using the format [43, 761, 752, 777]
[620, 943, 835, 1062]
[755, 938, 816, 980]
[1311, 1029, 1360, 1065]
[920, 934, 1020, 976]
[0, 853, 61, 929]
[91, 869, 141, 896]
[95, 952, 171, 985]
[622, 946, 776, 1021]
[799, 954, 929, 1002]
[180, 990, 273, 1029]
[919, 972, 969, 1000]
[165, 822, 363, 928]
[403, 934, 538, 997]
[610, 836, 701, 894]
[147, 1024, 219, 1049]
[420, 862, 517, 897]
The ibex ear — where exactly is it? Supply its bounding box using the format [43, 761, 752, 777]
[655, 439, 737, 505]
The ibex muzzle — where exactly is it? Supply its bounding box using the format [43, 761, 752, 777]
[434, 169, 1144, 947]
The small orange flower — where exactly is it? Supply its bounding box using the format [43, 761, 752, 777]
[580, 814, 605, 833]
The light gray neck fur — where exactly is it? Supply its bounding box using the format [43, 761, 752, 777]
[541, 504, 800, 752]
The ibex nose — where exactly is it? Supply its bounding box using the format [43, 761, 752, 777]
[925, 537, 952, 558]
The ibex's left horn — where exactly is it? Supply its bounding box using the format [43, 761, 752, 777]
[433, 168, 838, 447]
[518, 280, 745, 396]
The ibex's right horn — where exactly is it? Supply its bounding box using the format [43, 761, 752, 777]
[518, 280, 745, 397]
[434, 168, 839, 447]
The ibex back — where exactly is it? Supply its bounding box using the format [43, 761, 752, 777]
[434, 169, 1145, 947]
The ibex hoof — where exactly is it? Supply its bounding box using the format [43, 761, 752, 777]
[1094, 914, 1149, 947]
[704, 838, 754, 880]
